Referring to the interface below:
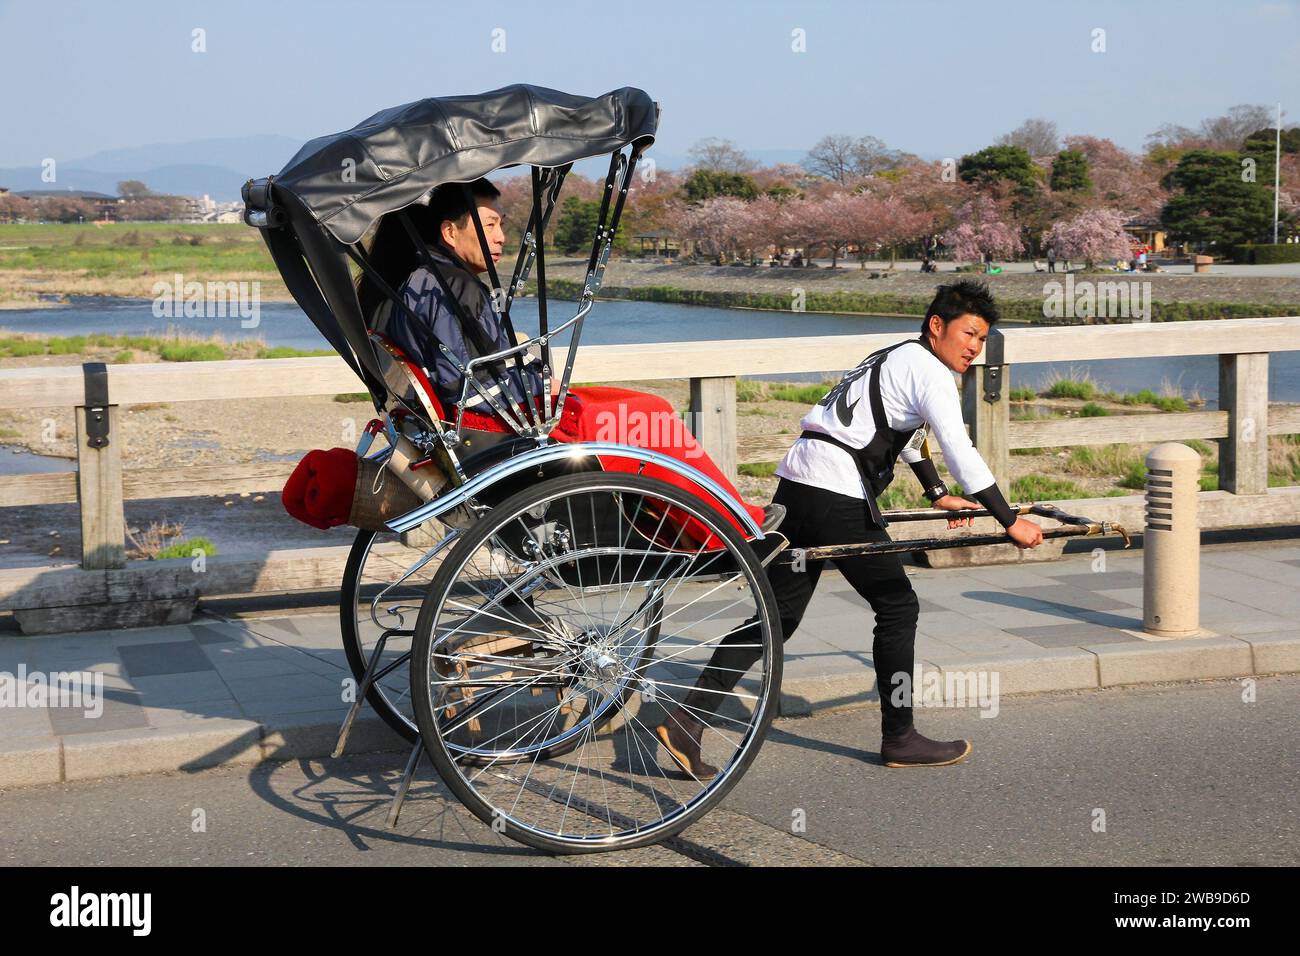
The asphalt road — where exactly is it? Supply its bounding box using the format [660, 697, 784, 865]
[1, 676, 1295, 867]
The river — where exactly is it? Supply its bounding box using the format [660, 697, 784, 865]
[2, 295, 1299, 404]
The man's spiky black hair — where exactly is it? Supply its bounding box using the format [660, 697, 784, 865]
[920, 279, 1000, 333]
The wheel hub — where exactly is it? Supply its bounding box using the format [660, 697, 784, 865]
[575, 628, 624, 695]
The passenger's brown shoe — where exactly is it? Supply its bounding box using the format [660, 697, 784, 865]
[880, 725, 972, 768]
[655, 707, 718, 780]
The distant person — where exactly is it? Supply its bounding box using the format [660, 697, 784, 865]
[1046, 245, 1056, 273]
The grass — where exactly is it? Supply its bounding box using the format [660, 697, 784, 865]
[1270, 433, 1300, 485]
[0, 223, 275, 279]
[156, 537, 217, 560]
[1064, 444, 1143, 478]
[256, 345, 334, 359]
[768, 382, 833, 404]
[736, 379, 765, 403]
[125, 521, 218, 560]
[738, 461, 779, 478]
[1079, 402, 1108, 417]
[1011, 405, 1063, 421]
[1106, 388, 1189, 412]
[333, 392, 370, 404]
[0, 330, 333, 362]
[1009, 386, 1036, 402]
[877, 482, 930, 510]
[158, 342, 225, 362]
[1011, 474, 1088, 500]
[1043, 377, 1096, 401]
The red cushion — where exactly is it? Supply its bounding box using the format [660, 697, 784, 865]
[282, 448, 358, 530]
[561, 387, 767, 545]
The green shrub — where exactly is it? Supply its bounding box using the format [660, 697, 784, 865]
[156, 537, 217, 560]
[768, 383, 830, 404]
[159, 343, 225, 362]
[877, 482, 929, 510]
[0, 338, 45, 357]
[738, 461, 778, 478]
[112, 350, 133, 364]
[256, 345, 334, 359]
[1233, 243, 1300, 264]
[1118, 459, 1148, 489]
[1079, 402, 1108, 417]
[1044, 378, 1095, 400]
[47, 336, 87, 355]
[736, 379, 765, 402]
[1009, 386, 1036, 402]
[1011, 474, 1088, 500]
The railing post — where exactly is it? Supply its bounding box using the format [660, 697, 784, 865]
[76, 363, 125, 569]
[1218, 353, 1270, 495]
[689, 375, 737, 483]
[961, 336, 1010, 495]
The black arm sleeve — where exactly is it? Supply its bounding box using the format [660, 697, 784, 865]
[972, 483, 1018, 529]
[908, 457, 949, 502]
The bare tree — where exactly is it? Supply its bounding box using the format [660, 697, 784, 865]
[804, 134, 859, 184]
[1146, 104, 1276, 152]
[687, 137, 757, 173]
[804, 134, 904, 183]
[996, 118, 1060, 157]
[1200, 104, 1275, 150]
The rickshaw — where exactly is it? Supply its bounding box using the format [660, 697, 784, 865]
[243, 85, 1129, 854]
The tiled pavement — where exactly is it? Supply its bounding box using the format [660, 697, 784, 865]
[1, 543, 1297, 787]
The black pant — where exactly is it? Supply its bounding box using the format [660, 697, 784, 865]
[684, 477, 919, 736]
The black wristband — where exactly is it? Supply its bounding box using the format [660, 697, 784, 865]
[909, 458, 948, 502]
[972, 483, 1017, 529]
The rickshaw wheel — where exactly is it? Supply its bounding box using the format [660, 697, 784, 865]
[342, 526, 654, 760]
[340, 527, 430, 743]
[411, 471, 782, 854]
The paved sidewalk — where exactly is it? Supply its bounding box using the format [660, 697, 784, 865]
[2, 542, 1297, 789]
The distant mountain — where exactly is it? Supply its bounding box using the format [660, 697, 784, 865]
[0, 135, 305, 201]
[70, 136, 305, 175]
[0, 136, 928, 202]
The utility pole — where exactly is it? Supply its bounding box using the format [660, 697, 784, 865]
[1274, 102, 1282, 245]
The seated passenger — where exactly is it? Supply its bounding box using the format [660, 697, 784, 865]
[378, 178, 544, 417]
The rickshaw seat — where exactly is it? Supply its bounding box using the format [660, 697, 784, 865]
[379, 345, 765, 537]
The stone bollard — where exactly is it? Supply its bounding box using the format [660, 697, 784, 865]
[1143, 442, 1200, 637]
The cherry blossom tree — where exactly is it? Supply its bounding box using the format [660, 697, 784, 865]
[940, 194, 1023, 264]
[1044, 208, 1133, 268]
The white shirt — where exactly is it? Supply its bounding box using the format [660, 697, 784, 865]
[775, 339, 997, 500]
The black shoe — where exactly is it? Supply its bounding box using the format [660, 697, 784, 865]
[880, 726, 972, 768]
[655, 707, 718, 780]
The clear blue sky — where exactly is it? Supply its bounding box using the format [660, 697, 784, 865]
[2, 0, 1298, 168]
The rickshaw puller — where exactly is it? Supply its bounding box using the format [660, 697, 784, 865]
[656, 280, 1044, 778]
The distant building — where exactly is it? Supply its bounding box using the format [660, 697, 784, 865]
[18, 189, 125, 221]
[1124, 217, 1166, 253]
[633, 230, 681, 257]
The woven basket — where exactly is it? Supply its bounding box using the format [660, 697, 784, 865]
[347, 457, 431, 532]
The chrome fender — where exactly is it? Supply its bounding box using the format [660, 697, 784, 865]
[386, 441, 763, 538]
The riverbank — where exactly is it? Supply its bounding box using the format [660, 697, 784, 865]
[539, 259, 1300, 324]
[3, 223, 1300, 321]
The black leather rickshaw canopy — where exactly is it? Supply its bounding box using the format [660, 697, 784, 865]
[270, 84, 657, 245]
